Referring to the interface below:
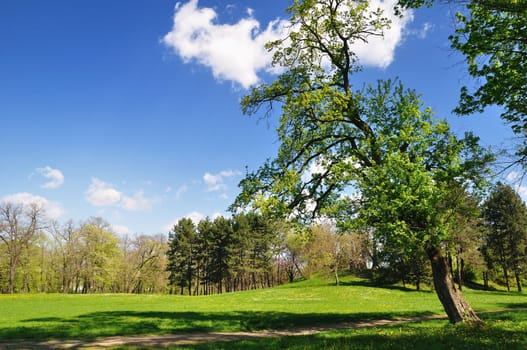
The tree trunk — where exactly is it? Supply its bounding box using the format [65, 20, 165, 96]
[514, 269, 522, 292]
[456, 252, 463, 291]
[502, 264, 510, 292]
[426, 245, 481, 324]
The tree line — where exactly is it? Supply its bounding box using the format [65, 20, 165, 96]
[0, 204, 167, 294]
[1, 180, 526, 295]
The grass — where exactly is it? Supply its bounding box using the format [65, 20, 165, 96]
[0, 275, 526, 345]
[172, 311, 527, 350]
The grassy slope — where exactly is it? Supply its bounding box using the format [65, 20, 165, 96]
[0, 276, 526, 342]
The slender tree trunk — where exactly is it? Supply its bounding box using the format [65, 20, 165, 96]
[456, 252, 463, 291]
[426, 245, 481, 324]
[502, 265, 510, 292]
[514, 269, 522, 292]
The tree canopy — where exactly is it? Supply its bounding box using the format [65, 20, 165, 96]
[233, 0, 493, 324]
[449, 1, 527, 165]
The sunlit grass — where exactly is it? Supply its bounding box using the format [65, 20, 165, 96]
[178, 311, 527, 350]
[0, 275, 525, 342]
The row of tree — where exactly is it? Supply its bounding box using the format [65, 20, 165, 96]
[166, 214, 286, 295]
[1, 180, 526, 295]
[0, 204, 168, 294]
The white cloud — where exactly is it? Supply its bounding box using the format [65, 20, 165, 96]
[120, 190, 154, 211]
[203, 172, 225, 192]
[203, 170, 241, 192]
[0, 192, 64, 219]
[163, 0, 289, 88]
[85, 178, 155, 211]
[163, 0, 413, 86]
[418, 22, 433, 39]
[175, 185, 188, 199]
[36, 166, 64, 189]
[163, 211, 206, 231]
[111, 224, 130, 235]
[85, 178, 122, 207]
[349, 0, 414, 68]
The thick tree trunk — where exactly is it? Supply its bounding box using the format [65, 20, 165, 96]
[426, 245, 482, 324]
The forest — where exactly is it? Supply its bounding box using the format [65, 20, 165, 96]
[1, 180, 526, 296]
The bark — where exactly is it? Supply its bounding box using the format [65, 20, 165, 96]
[456, 252, 463, 291]
[503, 264, 511, 292]
[514, 269, 522, 292]
[426, 245, 482, 324]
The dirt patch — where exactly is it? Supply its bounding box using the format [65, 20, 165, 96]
[2, 309, 524, 349]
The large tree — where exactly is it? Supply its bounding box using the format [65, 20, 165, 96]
[233, 0, 492, 324]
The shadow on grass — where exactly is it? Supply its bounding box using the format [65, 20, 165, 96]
[0, 309, 437, 343]
[336, 279, 429, 293]
[182, 311, 527, 350]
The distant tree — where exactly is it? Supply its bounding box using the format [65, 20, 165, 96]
[167, 218, 196, 295]
[208, 217, 234, 293]
[134, 234, 168, 293]
[305, 224, 354, 286]
[77, 218, 120, 293]
[0, 202, 45, 293]
[446, 185, 487, 291]
[483, 182, 527, 292]
[49, 220, 83, 293]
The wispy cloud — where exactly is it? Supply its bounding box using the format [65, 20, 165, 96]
[405, 22, 434, 40]
[0, 192, 64, 219]
[85, 178, 155, 211]
[203, 170, 240, 192]
[85, 178, 122, 206]
[163, 211, 225, 232]
[111, 224, 130, 235]
[163, 211, 205, 231]
[36, 166, 64, 189]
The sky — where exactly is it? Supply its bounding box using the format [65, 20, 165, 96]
[0, 0, 520, 236]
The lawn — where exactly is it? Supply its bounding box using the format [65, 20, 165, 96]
[0, 276, 525, 345]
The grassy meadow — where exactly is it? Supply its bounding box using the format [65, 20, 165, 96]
[0, 276, 526, 348]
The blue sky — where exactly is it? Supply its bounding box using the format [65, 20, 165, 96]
[0, 0, 518, 235]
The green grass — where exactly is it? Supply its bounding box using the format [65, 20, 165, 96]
[173, 311, 527, 350]
[0, 276, 525, 344]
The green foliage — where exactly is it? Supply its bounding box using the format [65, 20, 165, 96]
[483, 182, 527, 291]
[166, 214, 284, 295]
[450, 1, 527, 165]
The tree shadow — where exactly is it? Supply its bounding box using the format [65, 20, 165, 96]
[336, 279, 431, 293]
[0, 309, 437, 343]
[183, 311, 527, 350]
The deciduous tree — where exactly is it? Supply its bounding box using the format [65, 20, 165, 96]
[233, 0, 492, 324]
